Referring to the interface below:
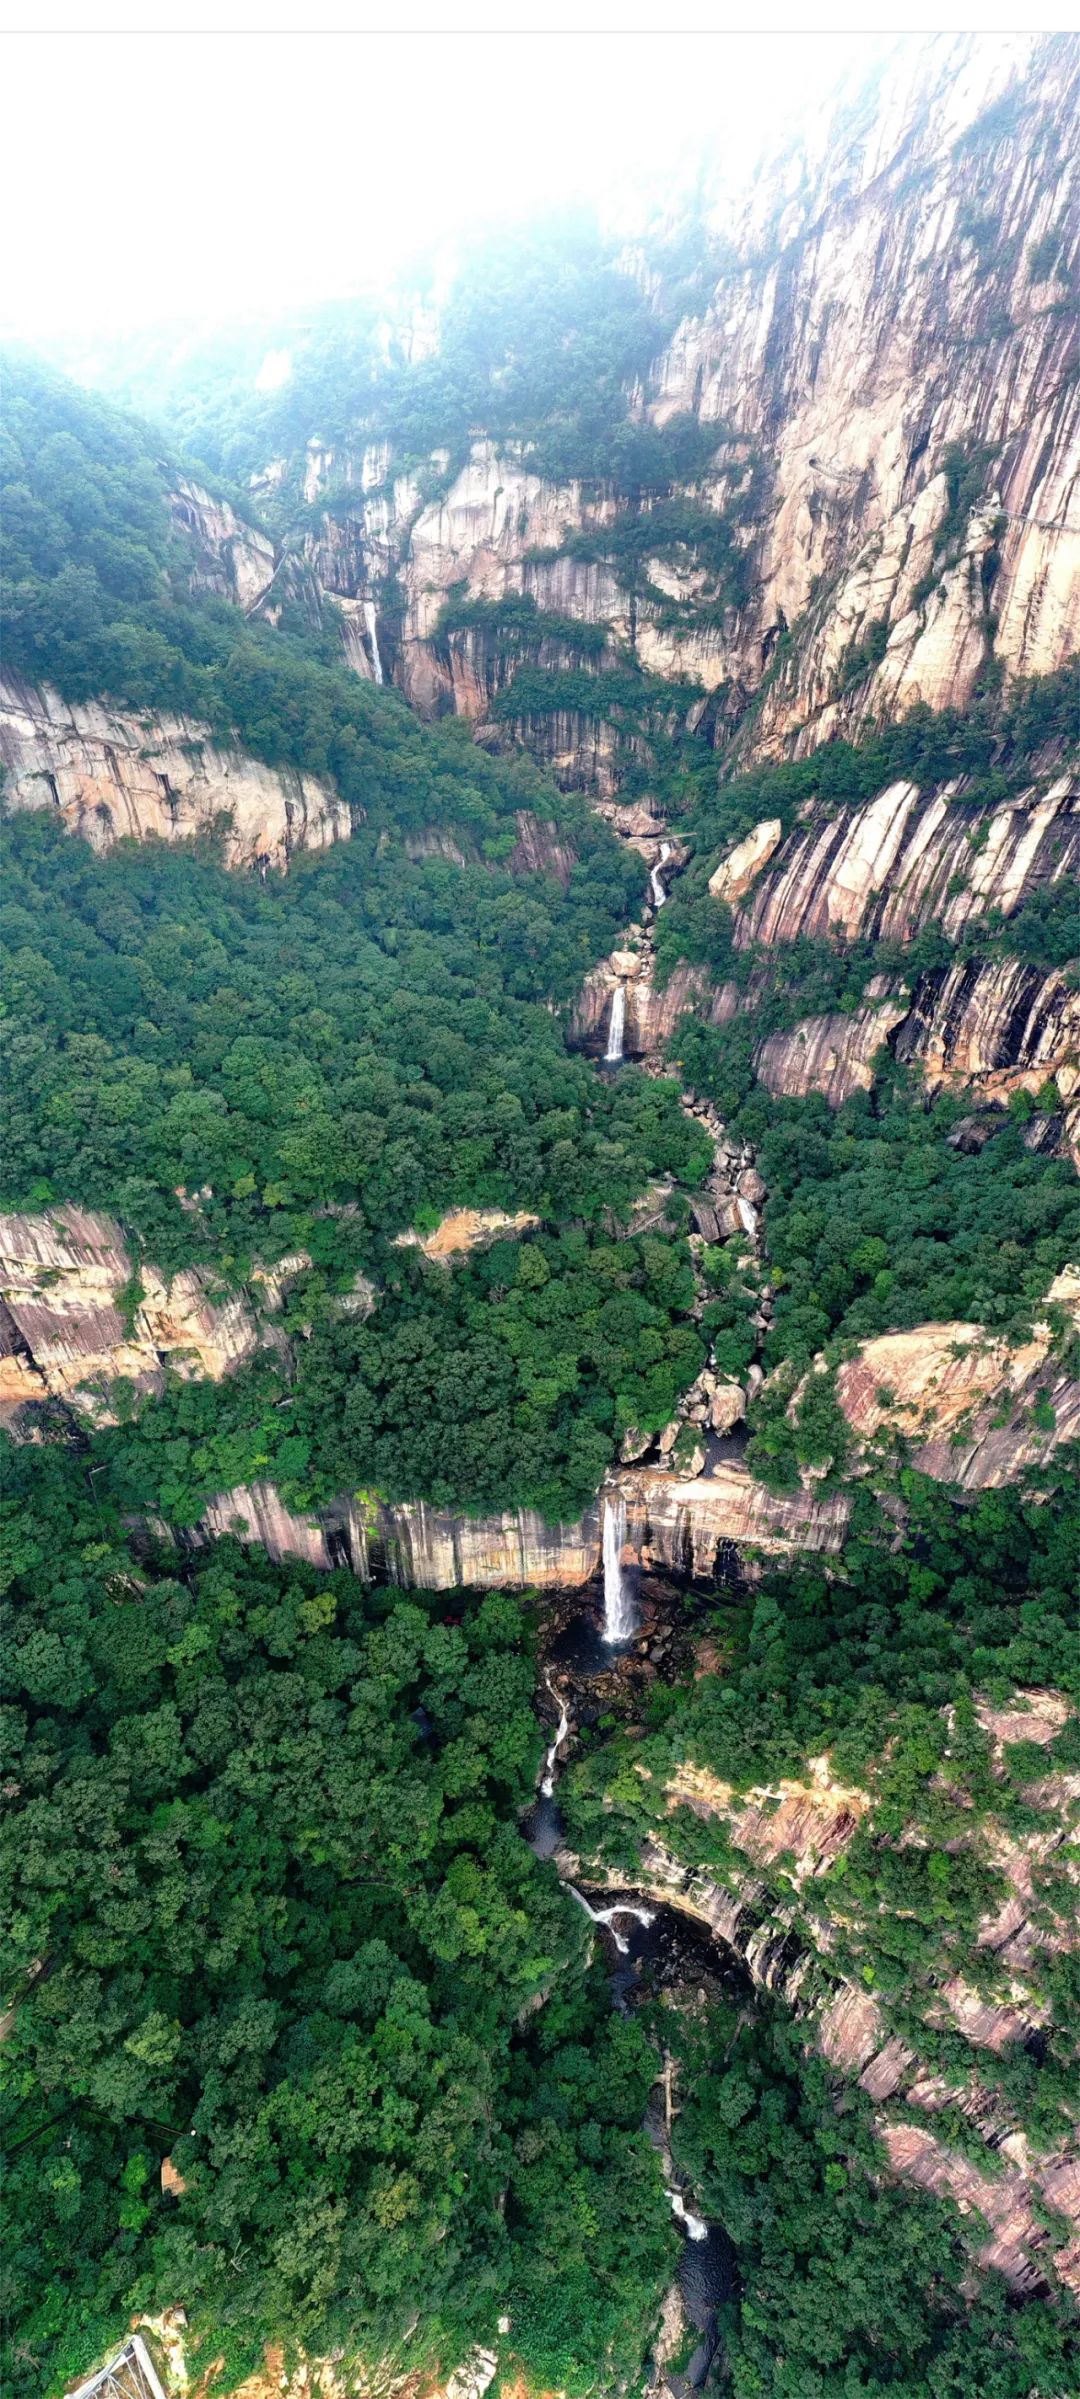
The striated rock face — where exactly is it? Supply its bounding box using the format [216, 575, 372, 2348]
[0, 1206, 269, 1424]
[570, 957, 737, 1059]
[647, 32, 1080, 760]
[584, 1687, 1080, 2295]
[732, 776, 1079, 948]
[0, 672, 350, 869]
[287, 38, 1079, 781]
[895, 953, 1080, 1103]
[754, 996, 910, 1105]
[194, 1460, 850, 1589]
[167, 477, 277, 612]
[879, 2123, 1080, 2297]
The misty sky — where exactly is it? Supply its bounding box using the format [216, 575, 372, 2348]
[3, 31, 873, 349]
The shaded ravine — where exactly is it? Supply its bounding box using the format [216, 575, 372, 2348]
[525, 1593, 743, 2393]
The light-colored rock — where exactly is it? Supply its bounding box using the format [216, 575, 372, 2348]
[734, 777, 1079, 949]
[0, 1206, 269, 1422]
[708, 818, 784, 905]
[878, 2121, 1080, 2296]
[168, 477, 277, 612]
[709, 1380, 746, 1433]
[570, 959, 738, 1059]
[896, 957, 1080, 1106]
[833, 1271, 1080, 1484]
[393, 1208, 538, 1260]
[0, 672, 349, 870]
[754, 998, 909, 1105]
[284, 38, 1080, 784]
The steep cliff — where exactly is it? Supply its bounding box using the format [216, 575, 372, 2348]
[729, 775, 1078, 947]
[0, 671, 350, 868]
[167, 477, 277, 612]
[0, 1206, 281, 1425]
[271, 37, 1078, 788]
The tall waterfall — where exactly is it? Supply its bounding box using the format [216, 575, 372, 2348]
[363, 598, 384, 686]
[604, 982, 626, 1064]
[650, 840, 673, 910]
[602, 1493, 634, 1641]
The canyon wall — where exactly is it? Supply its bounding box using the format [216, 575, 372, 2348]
[0, 672, 350, 868]
[572, 1686, 1080, 2296]
[285, 36, 1079, 783]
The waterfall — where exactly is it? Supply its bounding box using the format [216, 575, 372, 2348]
[540, 1674, 570, 1797]
[363, 598, 384, 686]
[602, 1493, 634, 1642]
[650, 840, 673, 910]
[667, 2188, 709, 2241]
[568, 1885, 655, 1955]
[604, 982, 626, 1065]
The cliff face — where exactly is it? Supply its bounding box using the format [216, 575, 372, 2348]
[289, 37, 1079, 783]
[167, 477, 277, 613]
[833, 1269, 1080, 1487]
[729, 776, 1078, 947]
[0, 672, 350, 868]
[649, 33, 1080, 761]
[191, 1462, 849, 1591]
[580, 1688, 1080, 2297]
[0, 1206, 277, 1425]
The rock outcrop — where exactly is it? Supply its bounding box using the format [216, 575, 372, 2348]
[753, 994, 910, 1106]
[895, 955, 1080, 1161]
[570, 955, 737, 1059]
[575, 1684, 1080, 2295]
[0, 1206, 273, 1425]
[647, 32, 1080, 761]
[732, 776, 1079, 948]
[168, 477, 277, 612]
[393, 1207, 540, 1260]
[0, 672, 350, 869]
[193, 1461, 850, 1590]
[833, 1266, 1080, 1486]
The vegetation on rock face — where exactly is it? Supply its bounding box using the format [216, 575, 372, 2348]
[565, 1469, 1080, 2143]
[662, 2000, 1079, 2399]
[1, 809, 705, 1280]
[3, 182, 1080, 2399]
[59, 1224, 705, 1526]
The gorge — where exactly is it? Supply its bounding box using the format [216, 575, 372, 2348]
[2, 28, 1079, 2399]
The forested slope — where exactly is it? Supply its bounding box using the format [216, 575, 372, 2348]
[2, 31, 1079, 2399]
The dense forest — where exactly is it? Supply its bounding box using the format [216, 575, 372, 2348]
[2, 118, 1079, 2399]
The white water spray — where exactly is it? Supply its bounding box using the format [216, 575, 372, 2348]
[666, 2189, 708, 2241]
[604, 982, 626, 1065]
[568, 1886, 655, 1955]
[650, 840, 673, 910]
[602, 1493, 635, 1642]
[363, 598, 384, 686]
[540, 1674, 570, 1797]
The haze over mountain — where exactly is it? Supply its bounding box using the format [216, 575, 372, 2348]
[1, 30, 1078, 2399]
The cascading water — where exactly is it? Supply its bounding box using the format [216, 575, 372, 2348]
[650, 840, 673, 910]
[604, 981, 626, 1064]
[602, 1493, 634, 1642]
[667, 2188, 709, 2241]
[540, 1674, 570, 1797]
[568, 1885, 656, 1955]
[363, 597, 384, 686]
